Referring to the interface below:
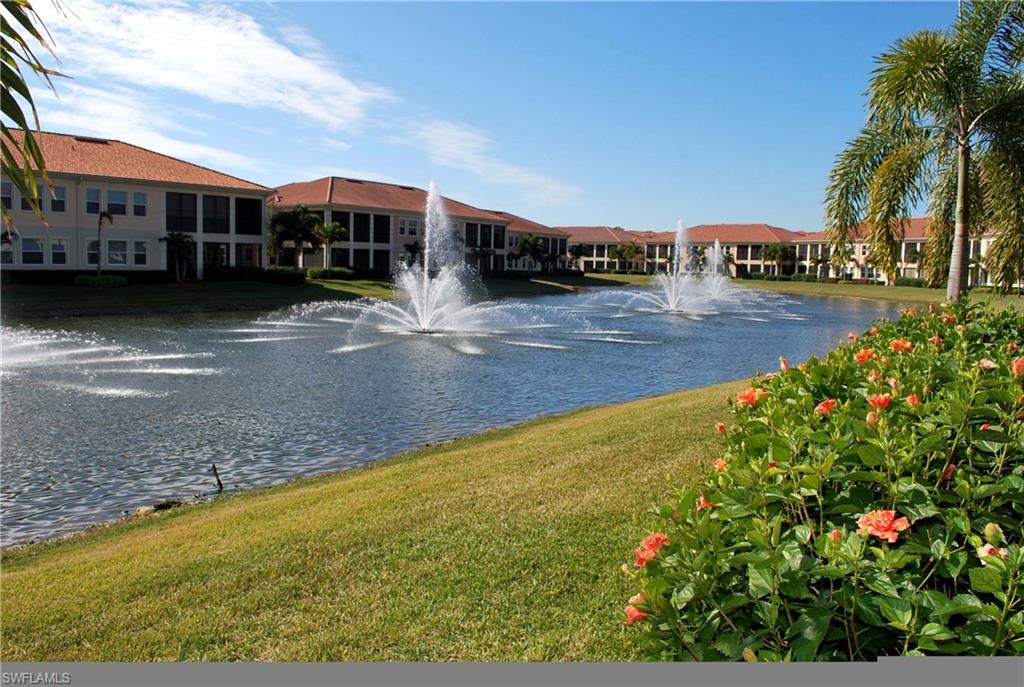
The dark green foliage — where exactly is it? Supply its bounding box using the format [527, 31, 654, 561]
[628, 301, 1024, 660]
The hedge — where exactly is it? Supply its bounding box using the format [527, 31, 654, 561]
[626, 301, 1024, 660]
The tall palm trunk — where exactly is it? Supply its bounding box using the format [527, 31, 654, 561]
[945, 142, 970, 301]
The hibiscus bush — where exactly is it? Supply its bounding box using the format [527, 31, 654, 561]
[625, 301, 1024, 660]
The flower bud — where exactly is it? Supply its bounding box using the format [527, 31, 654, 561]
[829, 529, 842, 545]
[984, 522, 1005, 546]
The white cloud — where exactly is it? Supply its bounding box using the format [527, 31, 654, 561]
[321, 137, 352, 152]
[39, 0, 393, 132]
[406, 119, 582, 206]
[36, 83, 263, 172]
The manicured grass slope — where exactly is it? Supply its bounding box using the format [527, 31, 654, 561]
[742, 279, 1022, 309]
[0, 380, 742, 661]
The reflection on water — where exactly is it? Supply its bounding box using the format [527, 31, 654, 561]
[0, 288, 900, 545]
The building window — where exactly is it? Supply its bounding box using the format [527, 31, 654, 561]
[353, 213, 370, 242]
[87, 240, 99, 265]
[479, 224, 493, 249]
[21, 238, 44, 264]
[51, 238, 67, 264]
[203, 195, 230, 233]
[166, 192, 197, 232]
[372, 214, 390, 243]
[108, 240, 127, 265]
[596, 244, 606, 258]
[51, 186, 66, 213]
[86, 189, 101, 214]
[1, 181, 11, 209]
[494, 226, 505, 251]
[133, 192, 147, 217]
[107, 190, 127, 215]
[398, 217, 418, 236]
[133, 240, 148, 265]
[1, 245, 12, 263]
[465, 223, 479, 248]
[236, 198, 263, 236]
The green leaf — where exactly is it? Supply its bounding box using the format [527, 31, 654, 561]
[864, 571, 901, 599]
[933, 594, 985, 619]
[896, 484, 940, 522]
[969, 566, 1003, 594]
[858, 444, 886, 467]
[919, 622, 955, 641]
[787, 607, 833, 661]
[748, 563, 773, 599]
[878, 596, 913, 629]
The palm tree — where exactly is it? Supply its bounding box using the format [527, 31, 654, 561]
[515, 234, 547, 274]
[269, 205, 322, 268]
[811, 254, 830, 280]
[825, 1, 1024, 300]
[1, 0, 64, 230]
[721, 251, 737, 277]
[761, 243, 786, 276]
[831, 244, 856, 280]
[160, 231, 195, 283]
[94, 211, 113, 276]
[567, 243, 586, 269]
[613, 242, 642, 272]
[690, 245, 707, 272]
[314, 221, 348, 269]
[404, 240, 423, 267]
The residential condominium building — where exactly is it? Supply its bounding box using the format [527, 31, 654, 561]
[1, 130, 272, 279]
[791, 217, 996, 286]
[488, 211, 570, 272]
[554, 226, 640, 272]
[271, 177, 513, 276]
[559, 224, 804, 276]
[631, 224, 804, 276]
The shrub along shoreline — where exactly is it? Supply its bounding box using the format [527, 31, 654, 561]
[626, 301, 1024, 660]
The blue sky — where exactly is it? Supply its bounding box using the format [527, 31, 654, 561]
[34, 1, 955, 231]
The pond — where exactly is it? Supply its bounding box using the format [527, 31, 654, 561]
[0, 287, 901, 545]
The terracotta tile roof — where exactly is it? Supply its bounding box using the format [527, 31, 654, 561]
[554, 226, 638, 243]
[794, 217, 931, 242]
[7, 129, 270, 192]
[679, 223, 805, 244]
[487, 211, 569, 237]
[274, 177, 508, 223]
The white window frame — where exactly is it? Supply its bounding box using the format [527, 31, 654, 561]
[51, 238, 67, 265]
[51, 186, 66, 213]
[133, 191, 147, 217]
[21, 237, 44, 265]
[133, 240, 148, 266]
[87, 240, 100, 265]
[108, 239, 128, 265]
[1, 181, 11, 210]
[86, 189, 101, 214]
[107, 190, 127, 216]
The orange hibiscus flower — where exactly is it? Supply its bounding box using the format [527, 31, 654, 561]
[856, 510, 910, 543]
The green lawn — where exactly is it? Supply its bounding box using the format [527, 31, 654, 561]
[0, 380, 741, 661]
[0, 273, 652, 320]
[739, 279, 1023, 310]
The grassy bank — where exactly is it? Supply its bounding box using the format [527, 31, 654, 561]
[0, 380, 741, 661]
[0, 273, 651, 320]
[740, 279, 1023, 309]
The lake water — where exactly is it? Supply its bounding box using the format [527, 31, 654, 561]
[0, 287, 901, 545]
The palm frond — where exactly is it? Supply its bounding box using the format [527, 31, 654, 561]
[864, 135, 936, 274]
[1, 0, 65, 229]
[824, 127, 896, 253]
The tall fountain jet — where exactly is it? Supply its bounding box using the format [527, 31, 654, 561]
[672, 218, 687, 276]
[617, 219, 737, 314]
